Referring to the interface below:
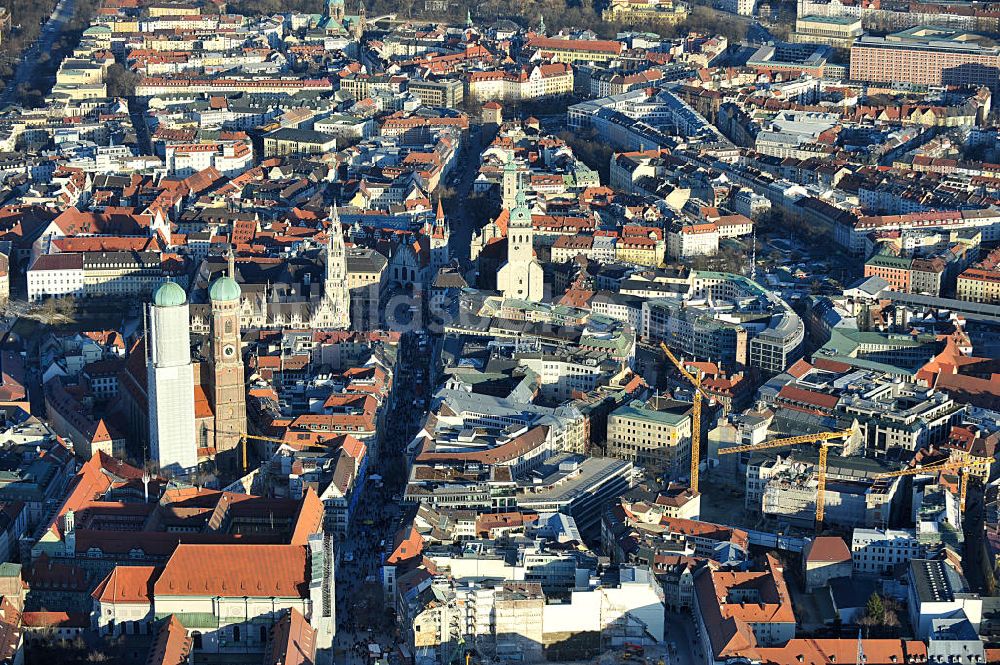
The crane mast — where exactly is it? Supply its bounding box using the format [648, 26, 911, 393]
[659, 342, 706, 496]
[717, 429, 854, 529]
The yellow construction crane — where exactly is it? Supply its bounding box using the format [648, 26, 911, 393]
[875, 456, 990, 511]
[239, 432, 287, 472]
[717, 429, 855, 526]
[659, 342, 712, 496]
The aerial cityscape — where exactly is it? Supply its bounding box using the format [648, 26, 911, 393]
[0, 0, 998, 662]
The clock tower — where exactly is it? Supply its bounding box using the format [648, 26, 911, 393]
[208, 272, 246, 464]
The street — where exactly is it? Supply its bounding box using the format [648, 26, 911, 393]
[442, 122, 485, 263]
[664, 611, 701, 665]
[335, 330, 431, 664]
[0, 0, 78, 105]
[129, 96, 153, 155]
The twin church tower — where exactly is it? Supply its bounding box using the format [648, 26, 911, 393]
[146, 266, 246, 475]
[147, 211, 351, 474]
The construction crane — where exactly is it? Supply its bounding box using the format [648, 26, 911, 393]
[717, 429, 855, 527]
[659, 341, 712, 496]
[239, 432, 287, 472]
[874, 456, 990, 511]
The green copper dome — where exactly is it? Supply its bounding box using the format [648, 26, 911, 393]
[152, 281, 187, 308]
[209, 276, 241, 302]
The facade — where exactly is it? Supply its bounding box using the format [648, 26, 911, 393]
[523, 36, 624, 64]
[957, 250, 1000, 303]
[602, 0, 689, 24]
[791, 15, 863, 49]
[850, 27, 1000, 90]
[836, 209, 1000, 255]
[667, 223, 720, 258]
[28, 251, 177, 303]
[408, 78, 464, 108]
[262, 128, 338, 157]
[716, 0, 756, 15]
[515, 455, 635, 530]
[345, 247, 387, 329]
[466, 64, 574, 103]
[641, 272, 804, 375]
[616, 236, 663, 266]
[851, 528, 926, 576]
[607, 399, 691, 481]
[147, 282, 197, 474]
[802, 536, 853, 591]
[165, 141, 253, 176]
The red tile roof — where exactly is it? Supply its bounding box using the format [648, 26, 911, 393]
[777, 385, 840, 411]
[757, 639, 927, 665]
[154, 544, 309, 598]
[264, 608, 316, 665]
[695, 554, 795, 661]
[526, 36, 622, 54]
[386, 525, 424, 565]
[21, 612, 89, 628]
[804, 536, 851, 563]
[146, 615, 191, 665]
[92, 565, 158, 604]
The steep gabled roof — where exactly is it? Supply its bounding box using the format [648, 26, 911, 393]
[92, 565, 158, 604]
[146, 615, 192, 665]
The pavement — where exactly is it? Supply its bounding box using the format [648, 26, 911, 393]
[0, 0, 78, 105]
[334, 331, 430, 664]
[664, 611, 702, 665]
[441, 122, 484, 263]
[128, 97, 153, 154]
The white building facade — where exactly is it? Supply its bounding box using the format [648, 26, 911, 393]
[147, 281, 197, 473]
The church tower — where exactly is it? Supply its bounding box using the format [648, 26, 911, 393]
[208, 267, 246, 465]
[328, 0, 345, 21]
[496, 166, 543, 302]
[501, 159, 519, 211]
[353, 0, 365, 40]
[322, 206, 352, 329]
[147, 281, 197, 474]
[429, 199, 450, 273]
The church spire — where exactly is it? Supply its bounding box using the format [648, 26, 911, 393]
[322, 202, 351, 330]
[329, 203, 340, 229]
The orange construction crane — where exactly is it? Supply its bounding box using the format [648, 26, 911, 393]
[874, 456, 990, 511]
[239, 432, 287, 472]
[717, 429, 855, 527]
[659, 342, 712, 496]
